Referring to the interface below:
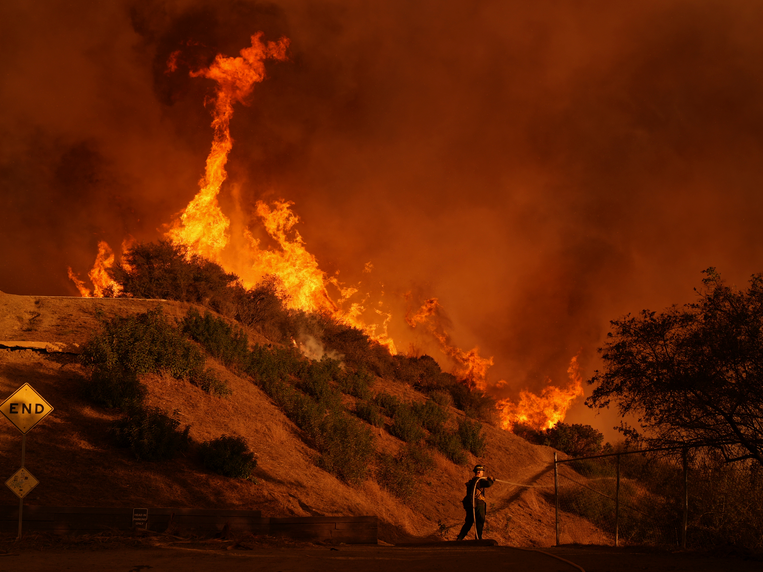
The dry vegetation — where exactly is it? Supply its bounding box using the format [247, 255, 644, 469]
[0, 291, 609, 546]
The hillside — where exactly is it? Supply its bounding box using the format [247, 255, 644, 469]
[0, 291, 609, 546]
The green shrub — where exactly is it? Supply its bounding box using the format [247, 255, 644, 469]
[448, 383, 496, 421]
[376, 444, 435, 499]
[457, 418, 486, 457]
[80, 307, 225, 400]
[313, 356, 343, 378]
[234, 277, 304, 343]
[321, 322, 395, 376]
[429, 390, 453, 409]
[84, 365, 145, 409]
[354, 401, 384, 428]
[299, 361, 342, 411]
[111, 407, 190, 461]
[246, 344, 306, 381]
[317, 411, 375, 484]
[81, 308, 205, 379]
[256, 371, 294, 410]
[413, 400, 449, 433]
[428, 427, 468, 465]
[393, 355, 443, 390]
[288, 391, 326, 441]
[233, 277, 284, 326]
[390, 405, 425, 443]
[199, 435, 257, 479]
[404, 442, 436, 472]
[337, 368, 374, 400]
[192, 367, 231, 397]
[181, 308, 250, 368]
[254, 364, 373, 485]
[373, 392, 402, 416]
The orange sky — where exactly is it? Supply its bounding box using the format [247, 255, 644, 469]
[2, 0, 763, 438]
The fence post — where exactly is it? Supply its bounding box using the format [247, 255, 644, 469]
[554, 452, 559, 547]
[682, 447, 688, 549]
[615, 453, 621, 547]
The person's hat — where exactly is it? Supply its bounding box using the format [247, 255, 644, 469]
[473, 464, 485, 473]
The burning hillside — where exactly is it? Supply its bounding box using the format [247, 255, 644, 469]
[7, 1, 763, 442]
[67, 32, 584, 431]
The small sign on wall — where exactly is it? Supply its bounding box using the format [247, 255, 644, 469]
[133, 508, 148, 529]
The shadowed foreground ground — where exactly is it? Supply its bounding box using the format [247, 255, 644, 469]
[1, 540, 762, 572]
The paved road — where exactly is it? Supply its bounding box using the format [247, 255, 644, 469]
[3, 544, 760, 572]
[546, 545, 762, 572]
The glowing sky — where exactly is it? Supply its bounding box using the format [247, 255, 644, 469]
[3, 0, 763, 437]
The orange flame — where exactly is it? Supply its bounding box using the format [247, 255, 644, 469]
[496, 355, 585, 431]
[159, 33, 397, 352]
[166, 32, 290, 263]
[67, 241, 122, 298]
[244, 200, 397, 353]
[246, 200, 338, 314]
[406, 297, 494, 390]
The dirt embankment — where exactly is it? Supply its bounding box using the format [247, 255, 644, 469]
[0, 291, 608, 546]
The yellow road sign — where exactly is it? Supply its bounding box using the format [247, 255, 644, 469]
[6, 467, 38, 499]
[0, 383, 54, 434]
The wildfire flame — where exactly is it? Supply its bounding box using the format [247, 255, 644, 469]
[158, 33, 396, 352]
[406, 297, 494, 390]
[67, 240, 122, 298]
[68, 33, 586, 431]
[246, 200, 338, 314]
[166, 32, 290, 263]
[496, 355, 585, 431]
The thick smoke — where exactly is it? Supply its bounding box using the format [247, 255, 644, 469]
[3, 0, 763, 436]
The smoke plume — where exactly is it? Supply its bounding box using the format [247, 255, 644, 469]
[3, 0, 763, 436]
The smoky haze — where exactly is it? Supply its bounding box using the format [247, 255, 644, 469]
[3, 0, 763, 437]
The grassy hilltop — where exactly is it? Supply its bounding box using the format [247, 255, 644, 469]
[0, 283, 606, 545]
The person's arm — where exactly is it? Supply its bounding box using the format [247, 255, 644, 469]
[481, 476, 495, 488]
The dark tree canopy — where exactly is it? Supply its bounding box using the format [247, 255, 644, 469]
[513, 422, 604, 458]
[110, 240, 239, 304]
[587, 268, 763, 465]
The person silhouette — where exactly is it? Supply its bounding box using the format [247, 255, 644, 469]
[456, 464, 495, 540]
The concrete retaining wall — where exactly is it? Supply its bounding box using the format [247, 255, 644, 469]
[0, 506, 377, 543]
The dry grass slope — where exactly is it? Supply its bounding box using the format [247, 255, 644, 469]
[0, 291, 609, 545]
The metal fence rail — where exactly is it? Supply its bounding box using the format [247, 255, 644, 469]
[552, 446, 763, 551]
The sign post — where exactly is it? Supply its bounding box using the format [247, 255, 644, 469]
[1, 383, 54, 539]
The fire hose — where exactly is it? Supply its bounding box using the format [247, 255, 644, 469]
[492, 478, 543, 487]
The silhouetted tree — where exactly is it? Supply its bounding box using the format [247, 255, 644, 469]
[111, 240, 239, 305]
[512, 422, 604, 457]
[588, 268, 763, 466]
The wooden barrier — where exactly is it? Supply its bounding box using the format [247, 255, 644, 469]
[0, 506, 377, 544]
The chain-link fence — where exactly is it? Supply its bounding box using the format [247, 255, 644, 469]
[553, 447, 763, 551]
